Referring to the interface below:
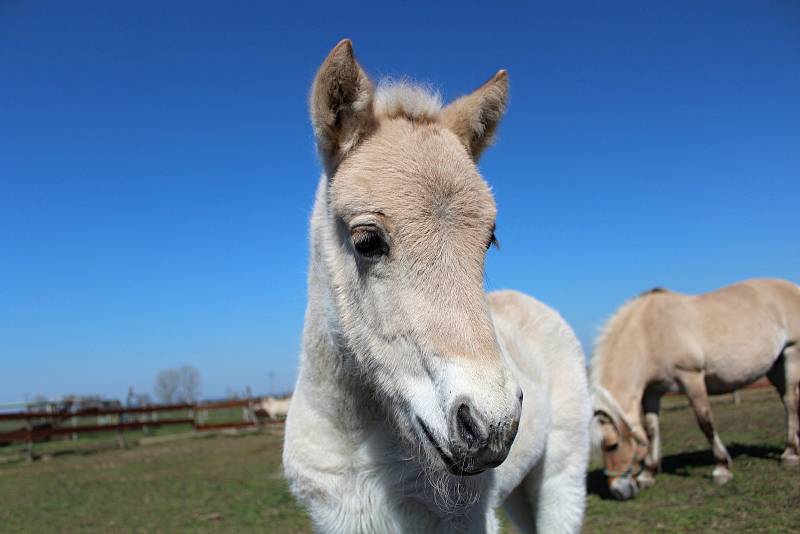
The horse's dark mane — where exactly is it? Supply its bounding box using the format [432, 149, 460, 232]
[638, 286, 669, 297]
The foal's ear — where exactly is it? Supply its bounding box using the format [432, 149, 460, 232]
[441, 70, 509, 161]
[310, 39, 376, 174]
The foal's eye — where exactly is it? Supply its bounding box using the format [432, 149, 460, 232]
[352, 226, 386, 257]
[605, 442, 619, 452]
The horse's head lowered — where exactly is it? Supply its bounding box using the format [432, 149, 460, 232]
[593, 387, 650, 500]
[310, 40, 522, 476]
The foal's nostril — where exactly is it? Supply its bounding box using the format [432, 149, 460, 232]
[456, 403, 484, 447]
[517, 388, 524, 405]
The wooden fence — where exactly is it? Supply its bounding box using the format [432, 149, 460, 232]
[0, 398, 280, 459]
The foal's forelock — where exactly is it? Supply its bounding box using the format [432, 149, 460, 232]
[373, 79, 443, 122]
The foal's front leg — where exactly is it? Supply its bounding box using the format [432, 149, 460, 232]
[678, 371, 734, 484]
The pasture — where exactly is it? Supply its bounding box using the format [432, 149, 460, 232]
[0, 388, 796, 533]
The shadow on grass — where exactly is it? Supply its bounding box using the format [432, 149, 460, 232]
[586, 469, 613, 499]
[661, 443, 781, 476]
[587, 443, 783, 499]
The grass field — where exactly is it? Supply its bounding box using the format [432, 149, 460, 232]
[0, 388, 796, 532]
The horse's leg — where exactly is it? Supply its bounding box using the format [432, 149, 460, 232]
[501, 461, 540, 534]
[677, 371, 733, 484]
[767, 346, 800, 466]
[527, 452, 587, 534]
[637, 392, 661, 489]
[505, 433, 587, 533]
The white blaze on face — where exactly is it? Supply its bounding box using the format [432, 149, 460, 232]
[405, 354, 520, 454]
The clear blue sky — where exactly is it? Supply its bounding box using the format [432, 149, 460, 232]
[2, 1, 799, 402]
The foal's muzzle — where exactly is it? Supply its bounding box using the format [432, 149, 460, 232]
[440, 392, 523, 476]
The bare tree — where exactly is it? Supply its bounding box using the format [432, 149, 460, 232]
[155, 366, 201, 404]
[154, 368, 180, 404]
[178, 365, 201, 402]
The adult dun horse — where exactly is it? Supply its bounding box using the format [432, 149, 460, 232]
[592, 278, 800, 500]
[283, 40, 591, 533]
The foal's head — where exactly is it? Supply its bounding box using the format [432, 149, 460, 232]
[310, 40, 522, 476]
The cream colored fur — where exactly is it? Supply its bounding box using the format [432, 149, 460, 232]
[283, 40, 591, 533]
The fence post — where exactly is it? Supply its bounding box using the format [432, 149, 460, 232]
[245, 387, 257, 426]
[245, 393, 253, 426]
[116, 409, 126, 449]
[142, 405, 150, 435]
[25, 420, 34, 463]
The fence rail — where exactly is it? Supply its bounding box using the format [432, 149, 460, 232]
[0, 418, 196, 443]
[0, 402, 196, 421]
[0, 398, 281, 457]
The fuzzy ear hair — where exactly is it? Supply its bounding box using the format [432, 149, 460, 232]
[441, 70, 509, 161]
[310, 39, 375, 174]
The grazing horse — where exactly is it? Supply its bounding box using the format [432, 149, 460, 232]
[283, 40, 591, 533]
[259, 396, 291, 422]
[591, 278, 800, 500]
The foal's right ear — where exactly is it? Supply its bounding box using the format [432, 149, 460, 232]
[441, 70, 509, 161]
[310, 39, 375, 174]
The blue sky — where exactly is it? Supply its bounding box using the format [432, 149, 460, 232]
[2, 1, 799, 402]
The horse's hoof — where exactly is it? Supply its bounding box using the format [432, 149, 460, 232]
[780, 453, 800, 467]
[636, 471, 656, 489]
[712, 466, 733, 485]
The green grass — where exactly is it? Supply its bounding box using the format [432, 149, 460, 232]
[0, 427, 308, 533]
[582, 388, 799, 533]
[0, 389, 796, 532]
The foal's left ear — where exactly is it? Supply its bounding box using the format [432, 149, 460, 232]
[310, 39, 376, 174]
[441, 70, 509, 161]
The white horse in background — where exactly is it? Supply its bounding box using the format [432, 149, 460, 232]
[283, 40, 591, 533]
[259, 396, 291, 422]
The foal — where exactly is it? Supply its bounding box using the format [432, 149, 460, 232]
[283, 40, 591, 533]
